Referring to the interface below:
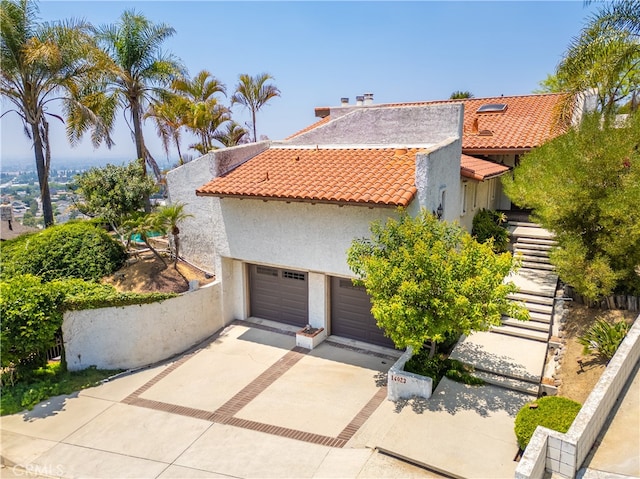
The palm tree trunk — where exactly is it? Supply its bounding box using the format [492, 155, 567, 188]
[173, 232, 180, 269]
[131, 99, 151, 213]
[251, 109, 257, 142]
[30, 122, 54, 227]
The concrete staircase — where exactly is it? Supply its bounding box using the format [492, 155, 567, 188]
[449, 220, 558, 397]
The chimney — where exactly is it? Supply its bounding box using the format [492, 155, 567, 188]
[355, 95, 364, 107]
[340, 97, 349, 106]
[363, 93, 374, 106]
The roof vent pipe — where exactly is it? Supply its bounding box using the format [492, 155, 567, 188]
[355, 95, 364, 106]
[363, 93, 374, 106]
[340, 97, 349, 106]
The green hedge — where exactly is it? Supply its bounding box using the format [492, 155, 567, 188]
[514, 396, 582, 449]
[0, 275, 177, 381]
[1, 221, 126, 282]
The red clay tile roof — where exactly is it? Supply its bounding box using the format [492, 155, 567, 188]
[196, 147, 421, 207]
[313, 93, 567, 152]
[460, 154, 510, 181]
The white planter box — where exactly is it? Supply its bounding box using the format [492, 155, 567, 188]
[296, 327, 326, 350]
[387, 346, 433, 401]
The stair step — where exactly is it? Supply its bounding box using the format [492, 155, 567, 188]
[521, 261, 555, 271]
[515, 236, 557, 246]
[508, 292, 554, 306]
[502, 317, 550, 332]
[513, 248, 549, 258]
[472, 370, 539, 396]
[491, 324, 549, 342]
[503, 311, 551, 324]
[508, 221, 539, 228]
[512, 301, 553, 315]
[517, 254, 551, 264]
[514, 242, 553, 252]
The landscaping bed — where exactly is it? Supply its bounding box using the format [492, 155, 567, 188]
[556, 302, 636, 403]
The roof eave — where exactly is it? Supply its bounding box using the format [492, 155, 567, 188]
[195, 191, 407, 208]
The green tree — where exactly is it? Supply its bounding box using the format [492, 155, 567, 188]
[503, 112, 640, 300]
[533, 73, 567, 94]
[347, 210, 528, 357]
[231, 73, 280, 142]
[449, 90, 474, 99]
[154, 202, 193, 268]
[555, 0, 639, 119]
[171, 70, 229, 154]
[1, 0, 108, 226]
[72, 162, 157, 234]
[145, 94, 188, 165]
[92, 10, 183, 182]
[213, 120, 249, 147]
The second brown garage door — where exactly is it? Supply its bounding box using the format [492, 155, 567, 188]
[249, 264, 308, 327]
[330, 276, 395, 349]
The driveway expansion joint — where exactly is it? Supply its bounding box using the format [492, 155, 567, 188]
[120, 322, 387, 448]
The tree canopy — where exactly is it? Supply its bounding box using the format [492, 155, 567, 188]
[503, 112, 640, 300]
[0, 0, 109, 226]
[71, 162, 157, 230]
[347, 210, 527, 356]
[231, 73, 280, 142]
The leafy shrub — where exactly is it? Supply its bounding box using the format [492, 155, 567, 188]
[404, 350, 484, 388]
[0, 275, 66, 375]
[0, 276, 176, 382]
[578, 318, 629, 362]
[59, 278, 177, 310]
[1, 221, 126, 282]
[514, 396, 581, 449]
[472, 209, 510, 253]
[1, 363, 121, 415]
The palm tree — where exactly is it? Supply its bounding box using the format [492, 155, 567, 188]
[231, 73, 280, 142]
[93, 10, 183, 182]
[171, 70, 228, 154]
[155, 202, 192, 269]
[1, 0, 108, 226]
[556, 0, 640, 119]
[145, 94, 188, 165]
[213, 120, 249, 147]
[449, 90, 474, 99]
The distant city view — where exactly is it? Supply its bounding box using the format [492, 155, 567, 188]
[0, 157, 151, 228]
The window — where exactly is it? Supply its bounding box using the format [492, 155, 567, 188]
[477, 103, 508, 113]
[257, 266, 278, 277]
[461, 183, 468, 215]
[283, 271, 306, 281]
[473, 183, 478, 209]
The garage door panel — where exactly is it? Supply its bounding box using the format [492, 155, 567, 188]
[250, 265, 308, 327]
[330, 276, 395, 349]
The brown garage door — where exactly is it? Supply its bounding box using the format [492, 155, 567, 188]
[249, 265, 308, 327]
[330, 277, 395, 349]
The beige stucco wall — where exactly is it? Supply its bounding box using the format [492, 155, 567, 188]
[62, 282, 224, 371]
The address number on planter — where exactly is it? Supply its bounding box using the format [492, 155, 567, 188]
[390, 374, 406, 384]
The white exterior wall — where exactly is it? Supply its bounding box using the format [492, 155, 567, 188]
[62, 283, 224, 371]
[458, 177, 503, 232]
[412, 137, 462, 223]
[166, 142, 270, 273]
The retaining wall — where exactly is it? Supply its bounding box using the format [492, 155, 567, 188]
[515, 314, 640, 479]
[387, 346, 433, 401]
[63, 281, 224, 371]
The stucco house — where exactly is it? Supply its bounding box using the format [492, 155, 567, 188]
[166, 92, 576, 349]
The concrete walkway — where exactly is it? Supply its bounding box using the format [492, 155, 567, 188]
[578, 360, 640, 478]
[1, 322, 440, 479]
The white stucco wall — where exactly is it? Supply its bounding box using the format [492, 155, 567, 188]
[62, 282, 224, 371]
[166, 142, 270, 273]
[458, 177, 503, 232]
[214, 199, 400, 277]
[287, 104, 463, 146]
[412, 137, 462, 223]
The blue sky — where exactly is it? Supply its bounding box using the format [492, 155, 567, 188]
[1, 1, 598, 168]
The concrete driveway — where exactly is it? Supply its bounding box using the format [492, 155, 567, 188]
[1, 320, 439, 478]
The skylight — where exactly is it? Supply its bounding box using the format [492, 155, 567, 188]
[477, 103, 508, 113]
